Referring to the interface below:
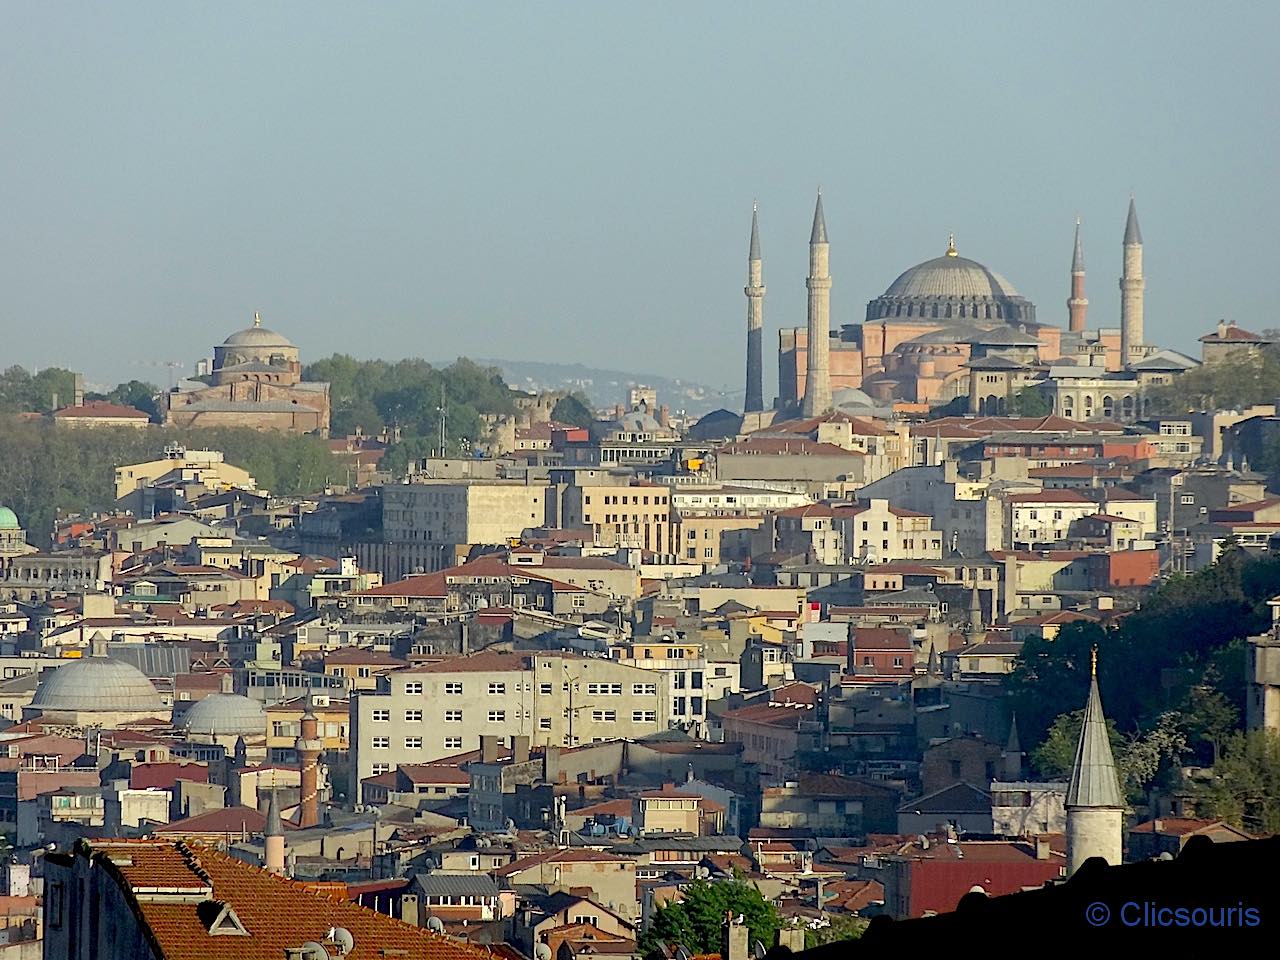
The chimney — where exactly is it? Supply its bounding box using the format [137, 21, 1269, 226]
[658, 405, 670, 428]
[1154, 818, 1165, 834]
[480, 735, 501, 764]
[776, 926, 806, 953]
[400, 893, 420, 927]
[512, 735, 530, 765]
[1034, 836, 1051, 861]
[73, 373, 85, 408]
[543, 745, 562, 784]
[721, 912, 749, 960]
[1218, 319, 1227, 339]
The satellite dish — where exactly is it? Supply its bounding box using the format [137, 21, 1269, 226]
[505, 819, 517, 832]
[427, 917, 446, 934]
[752, 941, 767, 959]
[535, 944, 553, 960]
[300, 942, 329, 960]
[327, 928, 355, 957]
[675, 947, 692, 960]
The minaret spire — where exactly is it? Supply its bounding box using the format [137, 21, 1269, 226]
[801, 189, 833, 417]
[1066, 650, 1125, 874]
[1120, 197, 1145, 366]
[744, 203, 766, 413]
[1068, 218, 1088, 333]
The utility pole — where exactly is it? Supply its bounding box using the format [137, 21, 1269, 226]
[437, 383, 447, 458]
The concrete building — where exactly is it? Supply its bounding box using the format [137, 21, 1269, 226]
[382, 480, 551, 561]
[351, 652, 666, 782]
[558, 476, 671, 554]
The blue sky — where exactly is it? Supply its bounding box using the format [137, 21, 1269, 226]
[2, 2, 1277, 403]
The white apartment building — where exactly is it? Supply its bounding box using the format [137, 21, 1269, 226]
[1004, 491, 1101, 548]
[382, 480, 550, 546]
[836, 499, 944, 563]
[351, 651, 668, 783]
[609, 638, 741, 737]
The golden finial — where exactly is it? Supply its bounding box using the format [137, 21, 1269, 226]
[253, 311, 262, 327]
[1090, 646, 1098, 679]
[946, 232, 957, 257]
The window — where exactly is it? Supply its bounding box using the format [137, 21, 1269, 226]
[372, 763, 391, 775]
[632, 710, 657, 722]
[372, 737, 390, 749]
[691, 671, 703, 688]
[488, 682, 506, 695]
[444, 736, 463, 750]
[444, 710, 463, 722]
[893, 657, 904, 667]
[487, 710, 506, 722]
[405, 681, 423, 695]
[633, 683, 657, 695]
[444, 682, 463, 695]
[691, 696, 703, 715]
[587, 682, 623, 695]
[405, 710, 423, 722]
[572, 595, 586, 608]
[371, 709, 390, 722]
[592, 710, 617, 722]
[48, 882, 63, 929]
[539, 717, 552, 730]
[674, 697, 686, 714]
[1181, 494, 1195, 505]
[540, 682, 553, 695]
[405, 737, 422, 749]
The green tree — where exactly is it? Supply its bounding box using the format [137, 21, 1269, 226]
[639, 879, 780, 960]
[1008, 384, 1051, 417]
[1193, 730, 1280, 835]
[552, 392, 595, 428]
[1179, 675, 1239, 764]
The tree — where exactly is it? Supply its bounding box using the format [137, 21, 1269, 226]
[1193, 730, 1280, 835]
[552, 392, 595, 428]
[803, 915, 867, 948]
[639, 879, 780, 960]
[1008, 384, 1051, 417]
[1179, 675, 1239, 764]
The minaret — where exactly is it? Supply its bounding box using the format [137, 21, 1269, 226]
[1119, 198, 1144, 366]
[801, 190, 833, 417]
[744, 203, 766, 413]
[1001, 715, 1024, 780]
[1065, 650, 1125, 874]
[264, 789, 286, 875]
[1068, 219, 1088, 333]
[295, 695, 323, 829]
[965, 584, 984, 644]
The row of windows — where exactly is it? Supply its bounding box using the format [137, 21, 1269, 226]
[373, 709, 506, 723]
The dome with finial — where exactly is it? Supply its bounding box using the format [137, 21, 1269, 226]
[221, 312, 296, 349]
[866, 237, 1037, 325]
[30, 634, 164, 714]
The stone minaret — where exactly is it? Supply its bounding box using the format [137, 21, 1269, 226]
[1068, 218, 1088, 333]
[263, 789, 286, 875]
[801, 191, 833, 417]
[744, 203, 766, 413]
[1066, 650, 1125, 874]
[295, 696, 323, 828]
[1119, 197, 1144, 366]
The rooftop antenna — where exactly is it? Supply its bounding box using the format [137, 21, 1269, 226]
[437, 383, 447, 458]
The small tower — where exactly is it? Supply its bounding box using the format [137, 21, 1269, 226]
[965, 584, 984, 644]
[744, 203, 766, 414]
[295, 694, 323, 829]
[1001, 715, 1024, 780]
[1119, 198, 1145, 366]
[1067, 219, 1088, 333]
[801, 190, 833, 417]
[1065, 650, 1125, 874]
[264, 789, 286, 875]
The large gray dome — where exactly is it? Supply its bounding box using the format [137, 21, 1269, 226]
[222, 312, 296, 349]
[31, 654, 164, 714]
[866, 240, 1037, 326]
[181, 692, 266, 737]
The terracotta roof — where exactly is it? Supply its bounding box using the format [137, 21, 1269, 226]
[73, 839, 496, 960]
[53, 400, 150, 420]
[154, 805, 290, 836]
[1129, 817, 1251, 837]
[1200, 323, 1268, 343]
[405, 652, 527, 674]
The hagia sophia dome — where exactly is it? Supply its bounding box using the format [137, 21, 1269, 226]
[865, 237, 1037, 325]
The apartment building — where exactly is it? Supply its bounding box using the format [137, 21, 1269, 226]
[351, 652, 667, 783]
[559, 479, 671, 554]
[610, 638, 714, 735]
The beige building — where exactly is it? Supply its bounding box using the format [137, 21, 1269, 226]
[559, 481, 671, 553]
[638, 786, 702, 836]
[114, 447, 257, 502]
[496, 849, 639, 921]
[351, 651, 667, 782]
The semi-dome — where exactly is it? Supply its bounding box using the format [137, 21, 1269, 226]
[0, 506, 19, 530]
[866, 237, 1037, 325]
[222, 312, 296, 349]
[31, 640, 164, 714]
[181, 687, 266, 737]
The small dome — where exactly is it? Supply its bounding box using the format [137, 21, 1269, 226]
[32, 651, 163, 714]
[0, 507, 19, 530]
[883, 254, 1020, 300]
[182, 692, 266, 737]
[222, 312, 295, 349]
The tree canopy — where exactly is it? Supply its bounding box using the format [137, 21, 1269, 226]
[1145, 347, 1280, 414]
[1192, 730, 1280, 835]
[639, 879, 780, 960]
[0, 366, 77, 414]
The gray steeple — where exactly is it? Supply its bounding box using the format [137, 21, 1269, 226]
[1005, 714, 1022, 755]
[265, 789, 283, 837]
[966, 584, 983, 639]
[1123, 196, 1143, 245]
[810, 190, 828, 244]
[749, 202, 761, 260]
[1071, 218, 1085, 272]
[1066, 653, 1124, 808]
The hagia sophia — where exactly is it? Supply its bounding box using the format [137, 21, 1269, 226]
[749, 194, 1199, 423]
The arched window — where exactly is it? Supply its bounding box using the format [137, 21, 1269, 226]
[1084, 395, 1094, 418]
[1102, 395, 1115, 419]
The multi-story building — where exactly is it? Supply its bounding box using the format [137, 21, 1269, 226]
[351, 652, 668, 782]
[610, 638, 713, 735]
[557, 474, 671, 553]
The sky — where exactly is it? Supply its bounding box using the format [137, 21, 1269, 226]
[2, 2, 1278, 403]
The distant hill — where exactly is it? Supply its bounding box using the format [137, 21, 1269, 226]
[462, 358, 737, 417]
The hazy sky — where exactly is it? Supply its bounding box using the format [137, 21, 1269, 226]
[3, 2, 1277, 403]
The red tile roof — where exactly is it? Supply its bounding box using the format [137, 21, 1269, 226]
[52, 400, 150, 420]
[74, 839, 497, 960]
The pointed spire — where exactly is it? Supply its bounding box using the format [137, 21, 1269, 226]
[265, 789, 283, 837]
[926, 642, 940, 677]
[1005, 714, 1022, 755]
[967, 584, 983, 638]
[1072, 218, 1085, 272]
[1124, 196, 1143, 245]
[810, 190, 828, 244]
[749, 202, 761, 261]
[1066, 651, 1124, 808]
